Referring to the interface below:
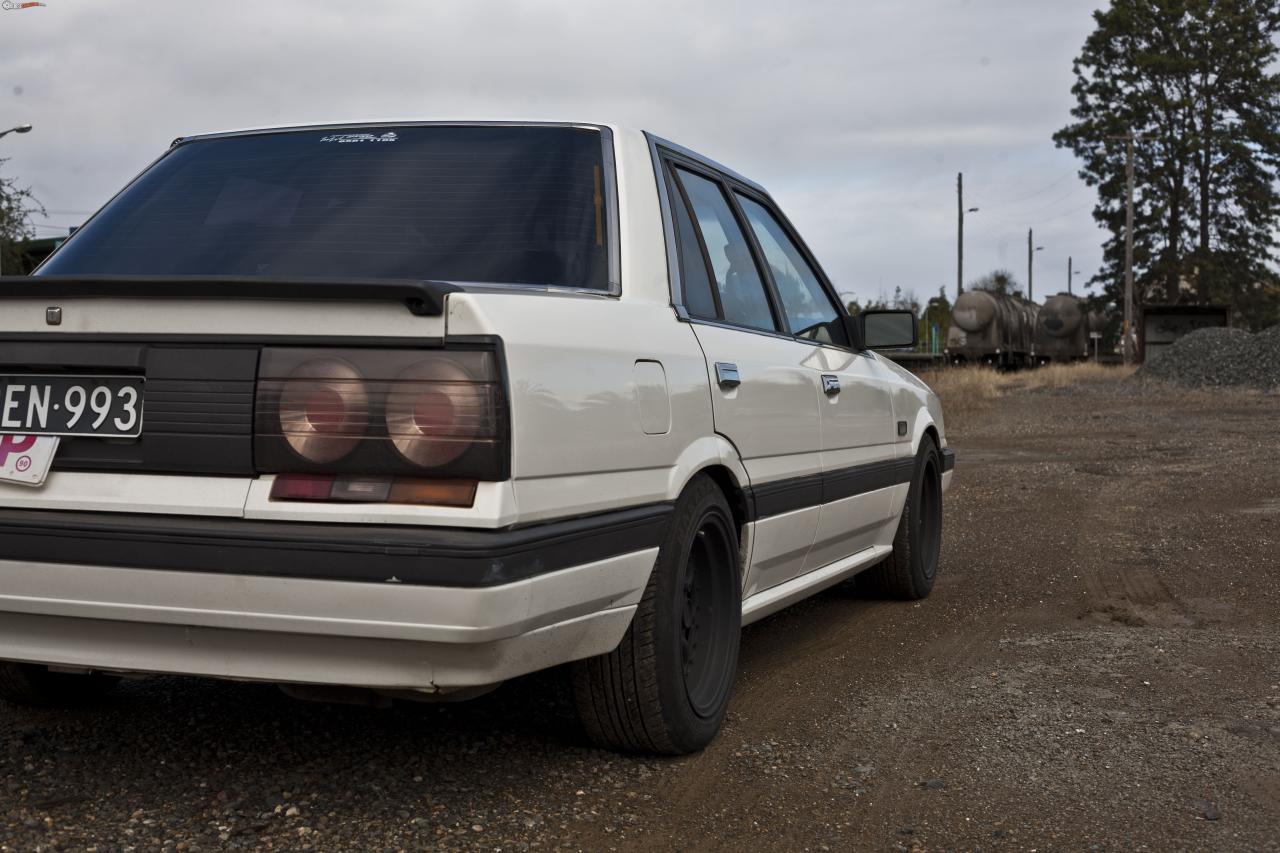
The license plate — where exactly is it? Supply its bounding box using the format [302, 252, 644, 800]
[0, 435, 59, 486]
[0, 375, 144, 438]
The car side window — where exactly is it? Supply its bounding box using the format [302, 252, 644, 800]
[667, 172, 719, 320]
[673, 167, 777, 333]
[736, 194, 846, 346]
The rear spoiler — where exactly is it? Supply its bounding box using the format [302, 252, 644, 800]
[0, 275, 459, 317]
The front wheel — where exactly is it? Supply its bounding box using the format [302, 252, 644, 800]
[572, 475, 741, 755]
[860, 435, 944, 600]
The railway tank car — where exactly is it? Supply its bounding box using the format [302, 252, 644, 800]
[945, 288, 1040, 368]
[1033, 292, 1104, 362]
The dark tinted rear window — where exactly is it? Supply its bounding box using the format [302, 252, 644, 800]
[41, 126, 610, 289]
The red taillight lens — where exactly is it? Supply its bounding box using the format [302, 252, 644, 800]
[255, 347, 507, 481]
[270, 474, 477, 507]
[268, 473, 336, 501]
[277, 357, 369, 463]
[385, 360, 486, 467]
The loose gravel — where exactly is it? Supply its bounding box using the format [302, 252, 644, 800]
[3, 378, 1279, 851]
[1137, 324, 1280, 389]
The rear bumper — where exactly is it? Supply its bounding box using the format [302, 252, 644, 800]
[0, 507, 666, 690]
[0, 505, 669, 586]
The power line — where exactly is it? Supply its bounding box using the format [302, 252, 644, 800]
[983, 170, 1079, 208]
[970, 183, 1090, 228]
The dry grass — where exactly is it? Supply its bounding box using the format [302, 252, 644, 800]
[1017, 362, 1136, 389]
[917, 362, 1136, 428]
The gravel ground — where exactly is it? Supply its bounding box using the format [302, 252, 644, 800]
[3, 377, 1279, 852]
[1138, 324, 1280, 388]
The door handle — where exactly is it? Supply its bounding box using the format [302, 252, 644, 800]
[822, 374, 840, 396]
[715, 362, 741, 389]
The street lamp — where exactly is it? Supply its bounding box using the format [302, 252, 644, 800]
[1027, 229, 1044, 301]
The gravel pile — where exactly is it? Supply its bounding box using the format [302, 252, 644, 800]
[1137, 324, 1280, 388]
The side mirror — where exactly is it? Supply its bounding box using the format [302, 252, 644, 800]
[859, 309, 917, 350]
[841, 315, 865, 351]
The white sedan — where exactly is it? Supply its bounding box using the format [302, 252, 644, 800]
[0, 121, 953, 754]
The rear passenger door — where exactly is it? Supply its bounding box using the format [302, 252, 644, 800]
[731, 191, 899, 572]
[663, 159, 823, 597]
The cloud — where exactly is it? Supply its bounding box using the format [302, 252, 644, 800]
[0, 0, 1109, 300]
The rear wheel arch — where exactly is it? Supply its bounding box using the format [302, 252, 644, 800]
[665, 434, 752, 545]
[691, 464, 749, 538]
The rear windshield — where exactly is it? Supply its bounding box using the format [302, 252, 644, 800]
[40, 125, 611, 290]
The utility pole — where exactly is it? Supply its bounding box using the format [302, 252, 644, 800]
[1123, 131, 1135, 365]
[956, 173, 978, 301]
[1027, 229, 1044, 302]
[957, 173, 964, 299]
[1104, 130, 1147, 364]
[1067, 256, 1073, 295]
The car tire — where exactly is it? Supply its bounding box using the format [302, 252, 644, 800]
[859, 435, 944, 600]
[572, 475, 741, 755]
[0, 662, 120, 708]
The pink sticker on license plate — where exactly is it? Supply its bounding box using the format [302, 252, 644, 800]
[0, 434, 60, 486]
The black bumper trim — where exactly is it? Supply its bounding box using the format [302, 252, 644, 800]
[0, 505, 672, 588]
[942, 448, 956, 472]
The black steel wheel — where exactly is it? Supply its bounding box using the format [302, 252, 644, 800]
[678, 508, 738, 720]
[859, 435, 944, 600]
[573, 475, 741, 754]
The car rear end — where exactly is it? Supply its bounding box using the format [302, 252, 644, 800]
[0, 122, 661, 697]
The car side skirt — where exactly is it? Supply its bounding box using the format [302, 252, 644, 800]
[741, 543, 893, 625]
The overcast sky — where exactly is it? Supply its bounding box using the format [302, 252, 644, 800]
[0, 0, 1109, 305]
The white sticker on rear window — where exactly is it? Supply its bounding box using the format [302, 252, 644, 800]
[319, 131, 398, 144]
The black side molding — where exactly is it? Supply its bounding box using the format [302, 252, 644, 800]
[0, 504, 672, 588]
[0, 275, 460, 317]
[743, 457, 917, 522]
[941, 447, 956, 472]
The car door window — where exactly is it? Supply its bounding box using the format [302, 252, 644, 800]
[673, 168, 777, 333]
[736, 194, 846, 346]
[667, 174, 719, 320]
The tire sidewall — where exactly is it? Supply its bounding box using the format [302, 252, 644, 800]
[908, 436, 943, 590]
[652, 483, 741, 752]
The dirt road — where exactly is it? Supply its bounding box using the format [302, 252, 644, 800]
[3, 376, 1279, 851]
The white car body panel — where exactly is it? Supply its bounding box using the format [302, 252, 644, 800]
[0, 121, 951, 693]
[444, 292, 714, 524]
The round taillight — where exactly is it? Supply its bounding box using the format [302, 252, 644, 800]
[385, 360, 484, 468]
[278, 358, 369, 463]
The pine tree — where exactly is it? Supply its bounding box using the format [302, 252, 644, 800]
[1053, 0, 1280, 328]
